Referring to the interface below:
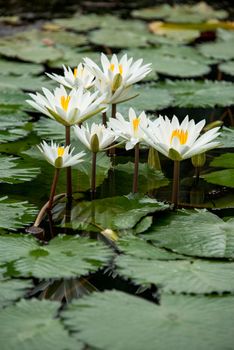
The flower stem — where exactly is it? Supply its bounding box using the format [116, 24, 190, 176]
[132, 142, 140, 193]
[102, 111, 107, 127]
[171, 160, 180, 209]
[47, 168, 60, 211]
[91, 152, 97, 196]
[65, 125, 72, 200]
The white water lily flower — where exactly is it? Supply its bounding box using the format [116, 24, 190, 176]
[46, 64, 95, 89]
[108, 107, 150, 150]
[38, 140, 85, 168]
[73, 123, 116, 153]
[26, 85, 106, 126]
[84, 53, 151, 104]
[142, 115, 221, 161]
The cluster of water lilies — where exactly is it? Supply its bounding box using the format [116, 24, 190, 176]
[27, 52, 221, 211]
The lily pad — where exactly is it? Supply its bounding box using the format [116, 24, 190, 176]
[219, 60, 234, 76]
[217, 127, 234, 148]
[210, 153, 234, 168]
[0, 156, 40, 184]
[0, 59, 44, 76]
[0, 197, 37, 231]
[0, 234, 112, 279]
[202, 169, 234, 188]
[157, 80, 234, 108]
[62, 290, 234, 350]
[0, 299, 81, 350]
[144, 210, 234, 258]
[0, 74, 55, 91]
[198, 40, 234, 61]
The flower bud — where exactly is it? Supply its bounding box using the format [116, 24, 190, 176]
[90, 134, 99, 153]
[203, 120, 223, 132]
[101, 228, 118, 241]
[191, 153, 206, 168]
[54, 156, 63, 168]
[111, 73, 122, 93]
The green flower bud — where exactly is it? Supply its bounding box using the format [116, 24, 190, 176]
[203, 120, 223, 132]
[191, 153, 206, 168]
[101, 228, 118, 242]
[90, 134, 99, 153]
[111, 73, 122, 93]
[54, 156, 63, 168]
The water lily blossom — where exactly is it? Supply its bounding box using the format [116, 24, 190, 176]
[27, 85, 106, 126]
[46, 64, 95, 90]
[73, 123, 116, 153]
[108, 107, 150, 150]
[142, 115, 221, 161]
[84, 53, 151, 104]
[38, 140, 85, 168]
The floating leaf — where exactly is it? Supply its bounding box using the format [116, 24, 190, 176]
[157, 80, 234, 107]
[0, 270, 32, 308]
[125, 46, 212, 78]
[149, 22, 200, 44]
[67, 195, 169, 231]
[0, 197, 37, 231]
[116, 255, 234, 294]
[0, 59, 44, 76]
[217, 127, 234, 148]
[210, 153, 234, 168]
[198, 40, 234, 61]
[202, 169, 234, 188]
[0, 299, 81, 350]
[0, 156, 40, 184]
[0, 88, 27, 109]
[54, 14, 111, 32]
[132, 3, 228, 22]
[144, 210, 234, 258]
[219, 60, 234, 76]
[34, 117, 65, 141]
[117, 235, 185, 260]
[48, 49, 100, 69]
[0, 74, 55, 91]
[63, 290, 234, 350]
[118, 84, 173, 114]
[0, 234, 112, 279]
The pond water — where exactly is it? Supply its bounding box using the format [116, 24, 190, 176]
[0, 1, 234, 350]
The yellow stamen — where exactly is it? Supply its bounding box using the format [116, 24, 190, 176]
[109, 63, 115, 72]
[133, 118, 140, 132]
[60, 96, 71, 111]
[57, 147, 65, 157]
[170, 129, 188, 145]
[74, 68, 77, 78]
[109, 64, 123, 75]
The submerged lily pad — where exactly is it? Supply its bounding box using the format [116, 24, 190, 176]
[0, 299, 81, 350]
[0, 197, 37, 231]
[63, 290, 234, 350]
[66, 195, 169, 231]
[157, 80, 234, 107]
[144, 210, 234, 258]
[0, 234, 112, 279]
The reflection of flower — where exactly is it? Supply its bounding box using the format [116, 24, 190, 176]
[27, 85, 106, 126]
[84, 53, 151, 104]
[108, 108, 150, 150]
[73, 123, 116, 153]
[38, 140, 85, 168]
[142, 115, 221, 161]
[46, 64, 95, 89]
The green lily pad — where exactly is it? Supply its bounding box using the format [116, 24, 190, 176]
[48, 49, 100, 69]
[0, 234, 112, 279]
[116, 254, 234, 294]
[0, 197, 37, 231]
[210, 153, 234, 168]
[34, 117, 65, 141]
[0, 74, 55, 91]
[202, 169, 234, 188]
[198, 40, 234, 61]
[217, 127, 234, 148]
[219, 60, 234, 76]
[0, 59, 44, 76]
[54, 14, 110, 32]
[157, 79, 234, 107]
[0, 299, 81, 350]
[132, 3, 228, 22]
[144, 210, 234, 258]
[0, 88, 28, 108]
[125, 46, 211, 78]
[0, 156, 40, 184]
[62, 290, 234, 350]
[0, 271, 32, 308]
